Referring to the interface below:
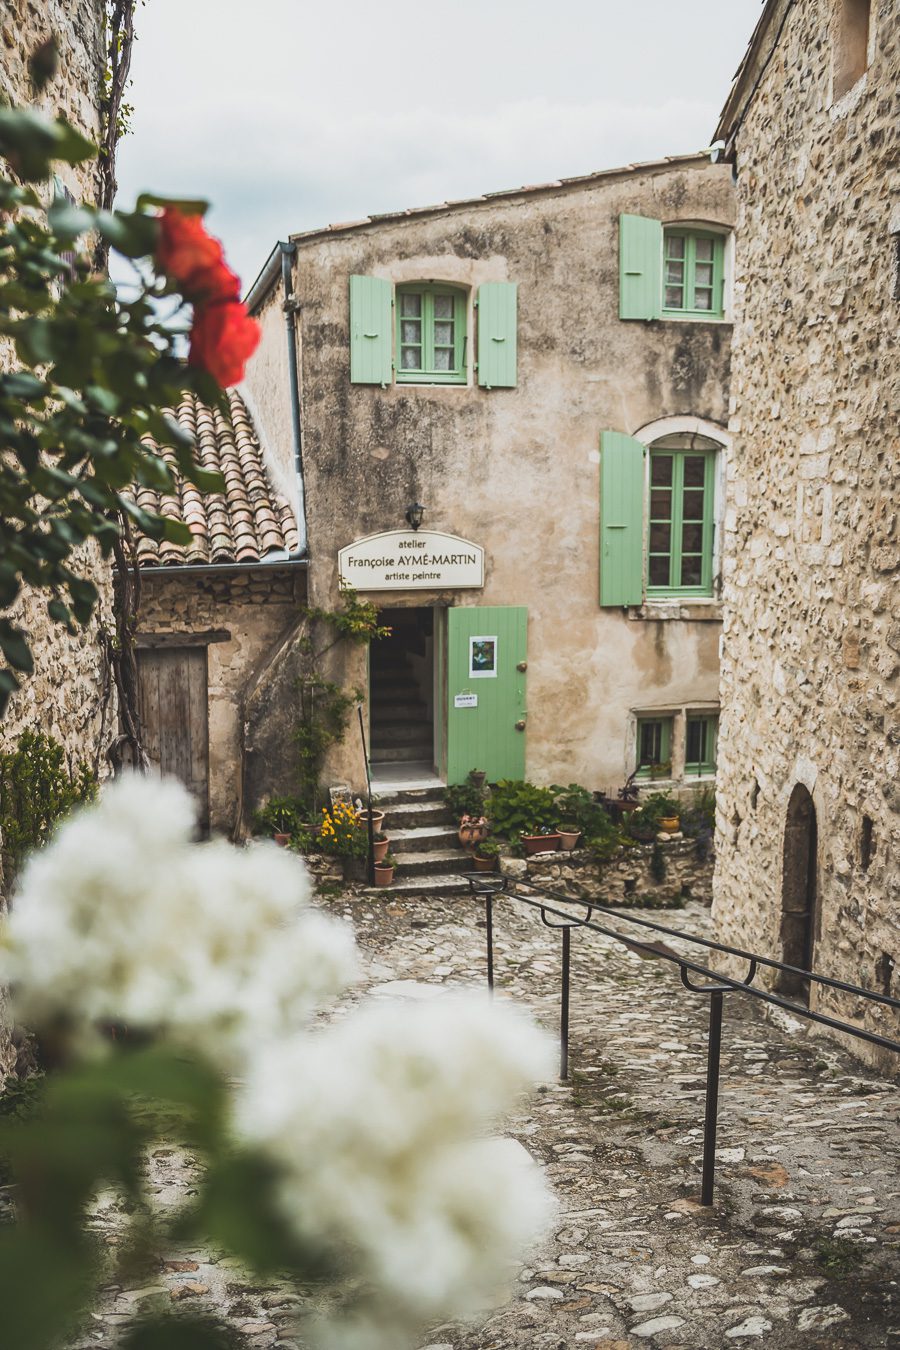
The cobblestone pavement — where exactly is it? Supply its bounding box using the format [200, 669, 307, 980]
[78, 894, 900, 1349]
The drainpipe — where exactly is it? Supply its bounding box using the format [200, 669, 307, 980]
[280, 241, 309, 558]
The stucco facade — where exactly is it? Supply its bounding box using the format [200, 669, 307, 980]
[712, 0, 900, 1062]
[0, 0, 110, 769]
[246, 157, 734, 796]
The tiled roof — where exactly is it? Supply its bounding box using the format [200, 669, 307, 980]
[133, 390, 300, 568]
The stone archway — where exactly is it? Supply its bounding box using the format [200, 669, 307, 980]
[778, 784, 818, 1004]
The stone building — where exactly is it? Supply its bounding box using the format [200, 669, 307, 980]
[0, 0, 110, 768]
[712, 0, 899, 1059]
[244, 155, 735, 801]
[131, 391, 305, 837]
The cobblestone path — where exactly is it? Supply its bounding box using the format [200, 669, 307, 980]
[79, 894, 900, 1349]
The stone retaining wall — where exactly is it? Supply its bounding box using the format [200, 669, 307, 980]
[501, 836, 712, 908]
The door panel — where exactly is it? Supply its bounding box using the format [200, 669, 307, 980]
[447, 606, 527, 785]
[138, 646, 210, 833]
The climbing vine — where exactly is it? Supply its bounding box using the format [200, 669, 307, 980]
[0, 730, 97, 883]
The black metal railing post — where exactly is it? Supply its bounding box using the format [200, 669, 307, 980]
[486, 891, 494, 996]
[701, 989, 724, 1206]
[560, 925, 571, 1081]
[357, 706, 375, 886]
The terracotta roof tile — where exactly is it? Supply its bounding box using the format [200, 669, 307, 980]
[129, 390, 300, 568]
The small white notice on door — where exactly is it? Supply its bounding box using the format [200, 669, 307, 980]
[454, 693, 478, 709]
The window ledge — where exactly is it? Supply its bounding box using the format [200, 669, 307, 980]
[628, 599, 723, 623]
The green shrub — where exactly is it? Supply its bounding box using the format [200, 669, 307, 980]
[445, 776, 486, 822]
[486, 780, 556, 837]
[0, 730, 97, 881]
[252, 795, 304, 836]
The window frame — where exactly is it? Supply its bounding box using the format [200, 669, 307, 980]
[685, 712, 719, 777]
[647, 447, 716, 599]
[635, 715, 674, 781]
[395, 283, 467, 385]
[662, 228, 726, 320]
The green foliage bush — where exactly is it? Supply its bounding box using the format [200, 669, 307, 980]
[0, 729, 96, 880]
[445, 775, 486, 823]
[485, 780, 556, 837]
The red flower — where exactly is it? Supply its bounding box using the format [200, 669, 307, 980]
[156, 208, 240, 304]
[188, 300, 261, 388]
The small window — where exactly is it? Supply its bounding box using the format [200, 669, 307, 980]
[647, 445, 716, 596]
[663, 229, 725, 318]
[636, 716, 673, 780]
[396, 284, 467, 384]
[685, 713, 718, 776]
[833, 0, 871, 100]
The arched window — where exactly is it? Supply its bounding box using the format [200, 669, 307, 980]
[778, 784, 818, 1005]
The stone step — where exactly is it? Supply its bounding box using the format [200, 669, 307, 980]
[368, 781, 447, 807]
[388, 824, 460, 853]
[363, 872, 474, 898]
[371, 720, 433, 748]
[380, 798, 452, 828]
[369, 742, 433, 763]
[391, 848, 471, 877]
[371, 696, 427, 715]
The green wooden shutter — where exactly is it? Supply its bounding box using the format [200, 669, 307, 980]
[349, 275, 392, 385]
[600, 430, 645, 606]
[619, 215, 662, 320]
[476, 282, 517, 388]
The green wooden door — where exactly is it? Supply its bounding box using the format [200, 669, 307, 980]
[447, 606, 527, 785]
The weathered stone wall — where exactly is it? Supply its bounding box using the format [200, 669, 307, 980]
[138, 568, 308, 838]
[713, 0, 900, 1065]
[0, 1, 111, 772]
[0, 0, 106, 1080]
[246, 160, 734, 795]
[502, 836, 712, 908]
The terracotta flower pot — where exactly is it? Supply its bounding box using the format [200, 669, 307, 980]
[473, 854, 498, 872]
[273, 832, 291, 848]
[372, 836, 390, 863]
[373, 864, 395, 887]
[521, 832, 560, 854]
[458, 817, 488, 849]
[358, 809, 385, 830]
[558, 829, 581, 851]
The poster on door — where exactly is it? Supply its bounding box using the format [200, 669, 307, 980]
[469, 635, 498, 678]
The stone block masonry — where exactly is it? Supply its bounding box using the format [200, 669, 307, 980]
[503, 836, 712, 908]
[712, 0, 900, 1068]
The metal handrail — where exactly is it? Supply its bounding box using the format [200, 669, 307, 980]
[466, 875, 900, 1207]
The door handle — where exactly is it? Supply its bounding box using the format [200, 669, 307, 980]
[515, 719, 526, 731]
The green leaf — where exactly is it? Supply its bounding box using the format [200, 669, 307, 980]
[0, 622, 34, 674]
[121, 1312, 245, 1350]
[47, 197, 95, 242]
[0, 668, 20, 715]
[136, 192, 209, 216]
[0, 1227, 95, 1350]
[160, 517, 192, 546]
[1, 371, 47, 400]
[187, 467, 225, 495]
[51, 117, 97, 167]
[97, 209, 160, 259]
[47, 598, 72, 627]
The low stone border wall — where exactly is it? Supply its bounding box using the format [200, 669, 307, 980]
[500, 835, 712, 907]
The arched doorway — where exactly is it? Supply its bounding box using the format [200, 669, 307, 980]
[778, 784, 818, 1004]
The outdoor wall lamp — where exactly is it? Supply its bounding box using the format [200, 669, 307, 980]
[405, 502, 425, 531]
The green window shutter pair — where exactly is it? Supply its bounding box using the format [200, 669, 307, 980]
[349, 277, 517, 387]
[620, 215, 727, 320]
[599, 430, 645, 607]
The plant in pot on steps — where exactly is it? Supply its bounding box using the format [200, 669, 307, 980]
[473, 838, 501, 872]
[371, 830, 390, 864]
[374, 852, 397, 887]
[317, 800, 369, 880]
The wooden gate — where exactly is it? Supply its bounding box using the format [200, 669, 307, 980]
[137, 645, 210, 834]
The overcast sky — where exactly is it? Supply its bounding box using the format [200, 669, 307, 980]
[116, 0, 762, 293]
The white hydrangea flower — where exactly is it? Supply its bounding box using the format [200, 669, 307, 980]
[236, 994, 556, 1347]
[0, 774, 357, 1064]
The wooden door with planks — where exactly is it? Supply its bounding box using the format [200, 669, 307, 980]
[137, 646, 210, 834]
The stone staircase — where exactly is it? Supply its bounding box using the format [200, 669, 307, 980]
[366, 786, 474, 897]
[369, 648, 433, 768]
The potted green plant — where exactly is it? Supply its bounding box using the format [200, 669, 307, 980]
[520, 824, 561, 854]
[372, 830, 390, 863]
[473, 838, 501, 872]
[374, 853, 397, 887]
[317, 801, 369, 879]
[252, 796, 301, 846]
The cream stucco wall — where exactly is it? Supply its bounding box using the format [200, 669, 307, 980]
[245, 158, 735, 794]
